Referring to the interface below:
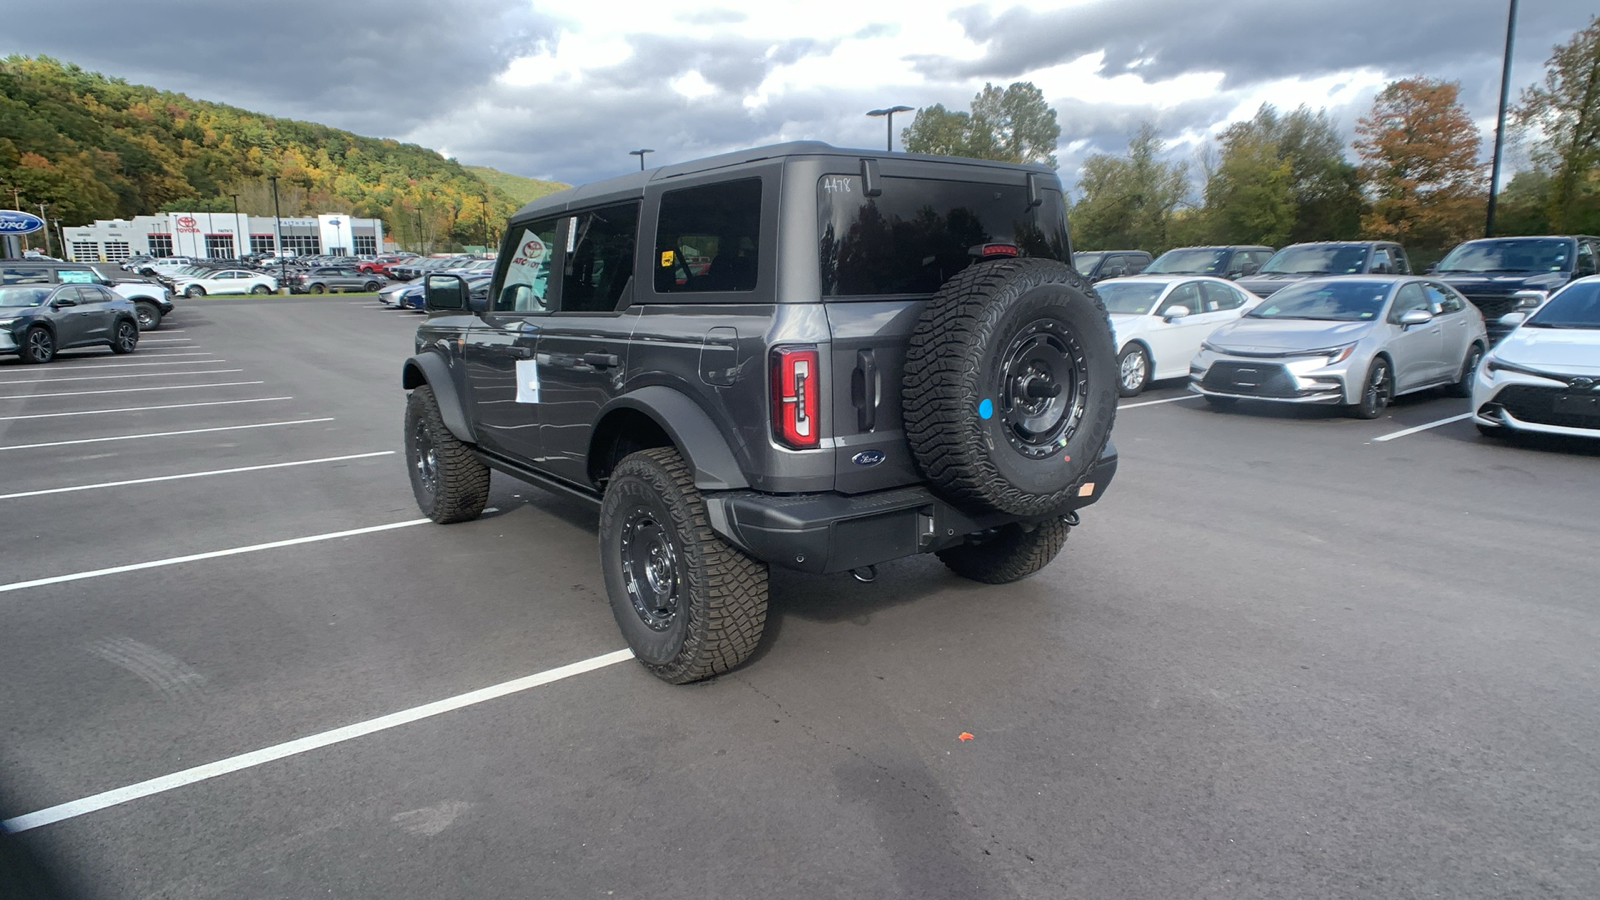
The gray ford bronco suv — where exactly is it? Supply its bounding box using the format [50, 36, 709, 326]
[402, 142, 1120, 683]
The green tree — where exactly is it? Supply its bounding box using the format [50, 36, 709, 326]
[1514, 15, 1600, 232]
[1203, 123, 1295, 246]
[902, 82, 1060, 167]
[1070, 124, 1190, 251]
[1354, 78, 1486, 253]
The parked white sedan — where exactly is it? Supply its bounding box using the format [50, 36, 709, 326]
[171, 269, 277, 297]
[1473, 276, 1600, 439]
[1099, 275, 1259, 396]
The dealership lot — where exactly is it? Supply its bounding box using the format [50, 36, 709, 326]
[2, 297, 1597, 899]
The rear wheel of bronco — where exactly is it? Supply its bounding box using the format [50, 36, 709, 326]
[600, 447, 768, 684]
[937, 518, 1070, 584]
[903, 258, 1118, 517]
[404, 384, 490, 523]
[135, 302, 161, 330]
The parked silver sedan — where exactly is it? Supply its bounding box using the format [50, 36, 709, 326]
[1189, 276, 1488, 418]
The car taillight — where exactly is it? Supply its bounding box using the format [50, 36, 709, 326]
[771, 346, 820, 449]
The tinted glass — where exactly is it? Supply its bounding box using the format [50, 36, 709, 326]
[1390, 283, 1429, 321]
[1526, 281, 1600, 329]
[1095, 281, 1164, 314]
[562, 202, 640, 313]
[1, 267, 52, 285]
[494, 217, 562, 312]
[1158, 282, 1202, 315]
[1145, 248, 1228, 274]
[818, 176, 1069, 296]
[1248, 280, 1391, 321]
[1437, 238, 1571, 274]
[1261, 245, 1370, 275]
[1423, 282, 1463, 313]
[0, 286, 50, 307]
[1072, 252, 1104, 276]
[656, 178, 762, 294]
[1201, 281, 1247, 311]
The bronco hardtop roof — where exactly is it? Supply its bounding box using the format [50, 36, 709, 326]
[509, 141, 1061, 222]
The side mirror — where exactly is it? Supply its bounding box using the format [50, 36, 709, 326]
[1497, 312, 1527, 328]
[1398, 308, 1434, 326]
[1425, 262, 1438, 274]
[1102, 266, 1126, 279]
[1162, 305, 1191, 322]
[52, 297, 78, 308]
[424, 274, 469, 312]
[1239, 262, 1260, 276]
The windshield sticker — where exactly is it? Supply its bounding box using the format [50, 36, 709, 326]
[57, 270, 95, 283]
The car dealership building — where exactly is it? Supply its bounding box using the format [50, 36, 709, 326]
[60, 212, 385, 262]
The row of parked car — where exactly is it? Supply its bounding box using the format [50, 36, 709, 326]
[1089, 235, 1600, 441]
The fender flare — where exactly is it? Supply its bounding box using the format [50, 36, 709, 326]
[596, 386, 749, 490]
[401, 353, 474, 443]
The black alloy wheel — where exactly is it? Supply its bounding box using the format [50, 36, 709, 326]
[999, 320, 1087, 460]
[111, 320, 138, 354]
[1351, 358, 1392, 419]
[1451, 344, 1483, 398]
[21, 326, 54, 364]
[135, 303, 161, 330]
[618, 504, 683, 632]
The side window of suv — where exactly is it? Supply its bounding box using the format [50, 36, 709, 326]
[495, 217, 562, 313]
[1127, 254, 1151, 274]
[2, 266, 52, 285]
[1370, 248, 1393, 274]
[1576, 241, 1598, 277]
[654, 178, 762, 294]
[561, 202, 640, 313]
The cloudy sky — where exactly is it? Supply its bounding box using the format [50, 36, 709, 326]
[5, 0, 1595, 194]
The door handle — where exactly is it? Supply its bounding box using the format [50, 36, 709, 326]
[852, 349, 879, 432]
[583, 352, 620, 369]
[509, 346, 534, 359]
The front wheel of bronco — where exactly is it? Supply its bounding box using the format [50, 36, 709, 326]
[600, 447, 769, 684]
[936, 518, 1070, 584]
[404, 384, 490, 523]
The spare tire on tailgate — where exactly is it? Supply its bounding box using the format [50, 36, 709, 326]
[903, 258, 1117, 517]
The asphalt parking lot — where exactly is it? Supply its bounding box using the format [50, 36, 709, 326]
[2, 296, 1597, 899]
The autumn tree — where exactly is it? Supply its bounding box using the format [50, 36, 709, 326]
[1514, 15, 1600, 233]
[1354, 78, 1486, 252]
[902, 82, 1060, 167]
[1070, 124, 1190, 251]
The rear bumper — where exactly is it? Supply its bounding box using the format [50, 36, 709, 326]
[703, 444, 1118, 574]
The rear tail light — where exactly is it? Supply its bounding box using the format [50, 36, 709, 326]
[771, 346, 820, 449]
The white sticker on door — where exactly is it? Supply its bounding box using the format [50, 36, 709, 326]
[515, 358, 540, 404]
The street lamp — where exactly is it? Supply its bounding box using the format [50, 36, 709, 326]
[867, 106, 914, 152]
[52, 219, 64, 262]
[1486, 0, 1519, 238]
[229, 192, 241, 258]
[36, 202, 50, 257]
[268, 175, 285, 288]
[629, 148, 654, 171]
[480, 194, 490, 254]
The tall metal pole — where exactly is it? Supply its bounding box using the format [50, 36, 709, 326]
[230, 193, 241, 258]
[630, 149, 654, 170]
[1486, 0, 1519, 238]
[480, 195, 489, 253]
[36, 203, 50, 257]
[53, 219, 64, 262]
[269, 175, 285, 289]
[867, 106, 914, 152]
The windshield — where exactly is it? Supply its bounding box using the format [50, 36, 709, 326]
[0, 286, 51, 308]
[1261, 245, 1368, 275]
[1247, 280, 1391, 321]
[1072, 252, 1104, 276]
[1525, 281, 1600, 329]
[1436, 238, 1570, 274]
[1146, 248, 1228, 274]
[1095, 281, 1166, 314]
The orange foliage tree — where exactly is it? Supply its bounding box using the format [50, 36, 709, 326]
[1354, 78, 1486, 253]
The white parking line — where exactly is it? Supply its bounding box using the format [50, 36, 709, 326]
[0, 649, 634, 833]
[1119, 395, 1201, 409]
[0, 451, 394, 501]
[1371, 413, 1473, 443]
[0, 358, 221, 374]
[0, 369, 242, 385]
[0, 418, 336, 452]
[137, 338, 192, 343]
[0, 517, 428, 595]
[0, 381, 265, 401]
[0, 397, 291, 421]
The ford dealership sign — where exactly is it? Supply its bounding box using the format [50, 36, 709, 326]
[0, 210, 45, 234]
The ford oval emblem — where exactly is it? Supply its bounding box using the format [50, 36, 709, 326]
[0, 210, 46, 234]
[852, 450, 886, 467]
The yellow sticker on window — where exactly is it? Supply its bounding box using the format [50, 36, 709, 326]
[660, 250, 674, 267]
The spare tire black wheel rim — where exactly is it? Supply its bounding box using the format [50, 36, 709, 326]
[411, 418, 438, 499]
[620, 507, 680, 632]
[999, 319, 1086, 459]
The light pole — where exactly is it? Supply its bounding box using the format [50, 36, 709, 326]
[268, 175, 285, 288]
[229, 192, 241, 258]
[867, 106, 914, 152]
[1485, 0, 1519, 238]
[36, 202, 50, 257]
[480, 194, 490, 254]
[53, 219, 64, 262]
[629, 148, 654, 171]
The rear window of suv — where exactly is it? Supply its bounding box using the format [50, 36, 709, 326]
[817, 174, 1069, 297]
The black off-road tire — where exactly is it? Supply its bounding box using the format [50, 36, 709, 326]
[21, 326, 54, 364]
[404, 384, 490, 524]
[110, 319, 139, 354]
[135, 302, 162, 330]
[600, 447, 768, 685]
[903, 258, 1117, 517]
[1450, 343, 1483, 398]
[937, 518, 1071, 584]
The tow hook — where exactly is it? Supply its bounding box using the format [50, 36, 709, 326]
[851, 565, 878, 584]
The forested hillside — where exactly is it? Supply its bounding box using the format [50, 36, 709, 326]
[0, 56, 568, 249]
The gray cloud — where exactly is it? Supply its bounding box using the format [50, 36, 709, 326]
[676, 8, 749, 25]
[0, 0, 562, 135]
[592, 33, 839, 94]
